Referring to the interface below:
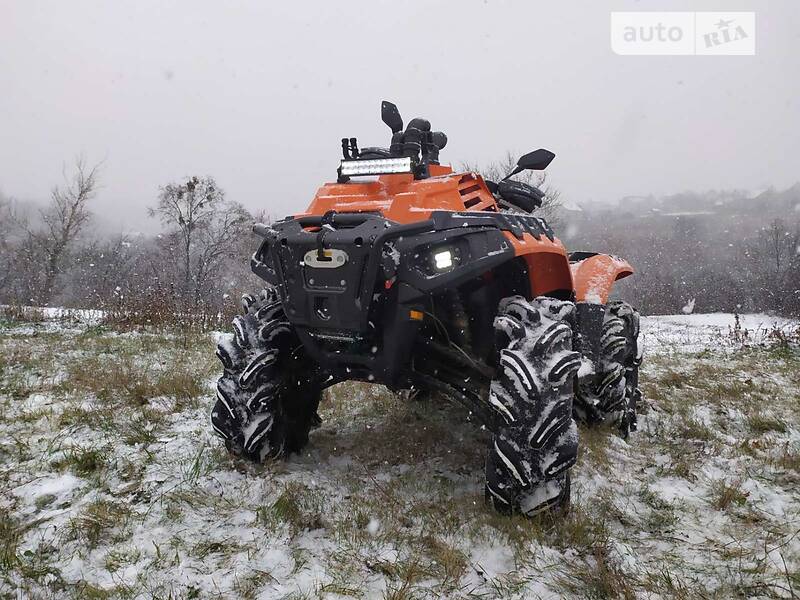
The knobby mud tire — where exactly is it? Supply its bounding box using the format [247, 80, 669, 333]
[210, 289, 321, 461]
[485, 296, 582, 516]
[574, 301, 642, 437]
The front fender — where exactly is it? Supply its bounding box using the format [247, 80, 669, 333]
[571, 254, 633, 304]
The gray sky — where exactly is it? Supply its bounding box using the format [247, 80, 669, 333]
[2, 1, 798, 233]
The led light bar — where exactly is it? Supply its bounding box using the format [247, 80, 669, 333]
[339, 157, 413, 177]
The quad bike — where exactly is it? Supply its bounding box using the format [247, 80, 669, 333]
[211, 101, 642, 516]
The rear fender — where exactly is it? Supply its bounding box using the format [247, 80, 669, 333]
[571, 254, 633, 304]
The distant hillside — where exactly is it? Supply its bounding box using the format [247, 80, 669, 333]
[558, 184, 800, 316]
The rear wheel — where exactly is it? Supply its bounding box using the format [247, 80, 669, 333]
[485, 296, 582, 516]
[211, 289, 322, 461]
[574, 301, 642, 436]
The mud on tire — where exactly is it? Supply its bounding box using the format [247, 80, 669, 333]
[211, 288, 322, 461]
[574, 301, 642, 436]
[485, 296, 582, 516]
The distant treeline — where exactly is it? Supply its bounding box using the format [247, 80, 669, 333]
[1, 160, 798, 322]
[0, 163, 261, 328]
[561, 186, 800, 316]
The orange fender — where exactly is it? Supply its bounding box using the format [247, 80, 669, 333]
[503, 231, 574, 297]
[570, 254, 633, 304]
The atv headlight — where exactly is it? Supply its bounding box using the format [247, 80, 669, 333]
[425, 246, 461, 274]
[433, 249, 454, 270]
[339, 157, 413, 177]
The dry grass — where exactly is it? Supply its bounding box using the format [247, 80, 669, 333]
[63, 499, 131, 549]
[747, 412, 788, 434]
[578, 425, 615, 471]
[0, 304, 46, 324]
[58, 352, 209, 406]
[709, 479, 750, 511]
[1, 319, 799, 598]
[53, 445, 108, 476]
[262, 482, 327, 535]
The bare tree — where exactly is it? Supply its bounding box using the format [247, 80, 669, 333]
[0, 195, 16, 296]
[11, 158, 102, 304]
[462, 152, 562, 223]
[149, 176, 251, 304]
[63, 234, 141, 309]
[761, 219, 797, 280]
[743, 218, 800, 313]
[43, 158, 101, 302]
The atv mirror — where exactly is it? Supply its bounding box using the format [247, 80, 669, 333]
[503, 148, 556, 180]
[381, 100, 403, 134]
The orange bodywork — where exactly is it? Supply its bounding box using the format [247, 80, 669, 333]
[504, 231, 573, 296]
[571, 254, 633, 304]
[300, 165, 497, 223]
[299, 165, 629, 300]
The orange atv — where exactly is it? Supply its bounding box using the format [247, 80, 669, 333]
[212, 101, 642, 516]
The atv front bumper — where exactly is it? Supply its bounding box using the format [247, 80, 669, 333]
[251, 211, 530, 384]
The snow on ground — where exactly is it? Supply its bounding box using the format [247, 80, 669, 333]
[1, 310, 799, 599]
[642, 312, 798, 355]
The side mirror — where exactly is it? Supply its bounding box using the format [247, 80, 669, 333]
[503, 148, 556, 180]
[381, 100, 404, 134]
[517, 149, 555, 171]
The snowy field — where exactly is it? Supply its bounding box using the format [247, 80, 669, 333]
[1, 310, 799, 599]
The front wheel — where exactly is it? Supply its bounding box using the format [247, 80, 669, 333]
[485, 296, 582, 516]
[210, 289, 322, 461]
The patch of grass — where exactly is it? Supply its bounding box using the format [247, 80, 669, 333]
[120, 408, 166, 446]
[0, 305, 46, 324]
[56, 404, 114, 431]
[15, 405, 53, 424]
[638, 486, 679, 532]
[5, 541, 65, 595]
[658, 369, 690, 389]
[0, 509, 20, 571]
[104, 547, 142, 573]
[35, 494, 57, 510]
[641, 565, 693, 599]
[58, 354, 207, 406]
[761, 342, 800, 362]
[178, 441, 232, 485]
[578, 425, 615, 471]
[233, 569, 278, 600]
[671, 457, 694, 480]
[53, 446, 107, 476]
[703, 379, 759, 405]
[585, 543, 637, 600]
[709, 479, 749, 511]
[774, 443, 800, 472]
[261, 482, 326, 535]
[318, 384, 487, 473]
[191, 539, 241, 560]
[384, 559, 429, 600]
[68, 580, 128, 599]
[747, 412, 788, 434]
[64, 499, 131, 548]
[418, 535, 468, 586]
[690, 360, 736, 380]
[672, 415, 714, 442]
[556, 535, 636, 600]
[0, 371, 37, 401]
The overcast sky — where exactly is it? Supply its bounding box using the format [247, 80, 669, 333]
[1, 1, 798, 233]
